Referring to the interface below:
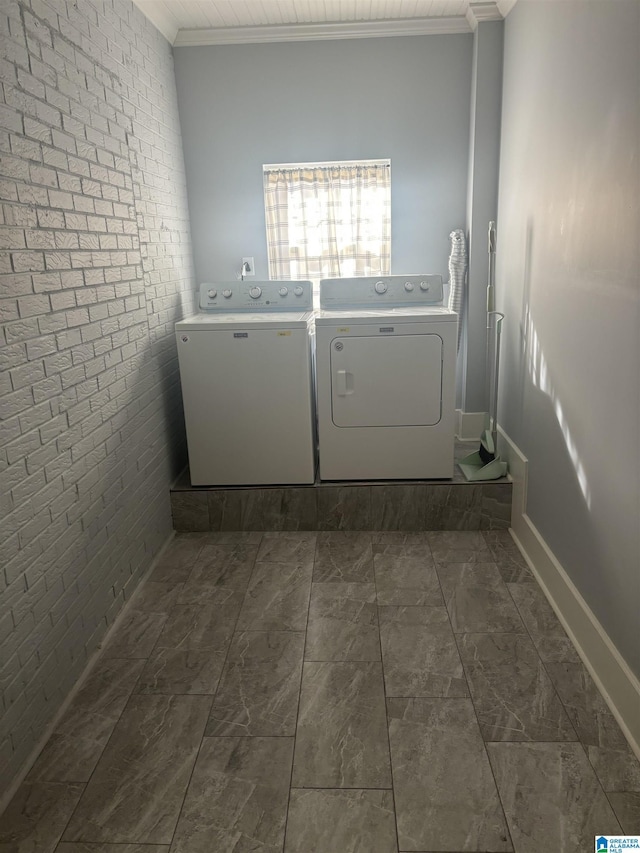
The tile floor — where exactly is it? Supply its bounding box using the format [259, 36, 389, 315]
[1, 530, 639, 852]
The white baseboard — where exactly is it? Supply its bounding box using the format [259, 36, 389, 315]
[496, 424, 527, 524]
[500, 428, 640, 761]
[455, 409, 487, 440]
[0, 531, 176, 817]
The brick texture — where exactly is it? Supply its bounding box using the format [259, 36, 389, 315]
[0, 0, 196, 797]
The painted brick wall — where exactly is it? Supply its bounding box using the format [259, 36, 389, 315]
[0, 0, 196, 796]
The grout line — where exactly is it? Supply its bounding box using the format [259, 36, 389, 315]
[374, 539, 402, 853]
[282, 534, 318, 853]
[165, 531, 265, 849]
[433, 537, 516, 853]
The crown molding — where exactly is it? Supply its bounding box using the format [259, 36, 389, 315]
[497, 0, 519, 16]
[173, 16, 471, 48]
[466, 1, 503, 31]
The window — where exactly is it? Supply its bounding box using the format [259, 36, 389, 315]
[263, 159, 391, 280]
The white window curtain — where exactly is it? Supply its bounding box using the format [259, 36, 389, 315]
[263, 162, 391, 280]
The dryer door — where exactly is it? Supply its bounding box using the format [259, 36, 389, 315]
[330, 334, 442, 427]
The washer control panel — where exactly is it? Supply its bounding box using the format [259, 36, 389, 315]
[319, 274, 444, 309]
[199, 280, 313, 311]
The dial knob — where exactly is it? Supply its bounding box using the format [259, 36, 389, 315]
[404, 281, 414, 292]
[375, 280, 388, 294]
[222, 289, 232, 298]
[278, 286, 288, 296]
[249, 286, 262, 299]
[419, 280, 430, 292]
[294, 285, 304, 296]
[207, 288, 217, 299]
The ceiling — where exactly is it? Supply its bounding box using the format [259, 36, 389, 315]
[134, 0, 516, 47]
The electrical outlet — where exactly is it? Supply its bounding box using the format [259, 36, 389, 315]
[242, 257, 255, 276]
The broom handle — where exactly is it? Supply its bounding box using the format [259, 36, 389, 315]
[487, 222, 496, 316]
[489, 311, 504, 451]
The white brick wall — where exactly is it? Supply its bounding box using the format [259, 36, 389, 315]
[0, 0, 197, 796]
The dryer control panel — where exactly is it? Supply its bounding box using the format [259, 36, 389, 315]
[199, 280, 313, 311]
[319, 275, 444, 309]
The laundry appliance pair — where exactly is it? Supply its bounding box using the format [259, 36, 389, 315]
[175, 276, 457, 486]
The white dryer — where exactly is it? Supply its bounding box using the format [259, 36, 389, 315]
[176, 281, 316, 486]
[315, 275, 457, 480]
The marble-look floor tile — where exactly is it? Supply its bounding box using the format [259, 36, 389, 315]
[177, 571, 251, 607]
[608, 792, 640, 833]
[427, 530, 492, 564]
[135, 648, 226, 695]
[478, 484, 512, 529]
[507, 583, 581, 662]
[205, 631, 305, 736]
[101, 611, 167, 659]
[370, 485, 427, 531]
[130, 581, 183, 613]
[424, 485, 482, 530]
[437, 563, 525, 634]
[379, 607, 468, 697]
[306, 582, 379, 661]
[257, 531, 317, 565]
[199, 531, 264, 544]
[180, 545, 258, 597]
[545, 662, 640, 792]
[62, 694, 210, 844]
[316, 486, 372, 530]
[220, 487, 317, 531]
[170, 736, 293, 853]
[236, 561, 313, 631]
[154, 594, 244, 651]
[171, 492, 209, 532]
[285, 789, 398, 853]
[28, 658, 145, 782]
[0, 782, 85, 853]
[428, 531, 488, 550]
[313, 532, 374, 582]
[372, 532, 430, 557]
[57, 846, 168, 852]
[293, 661, 391, 788]
[388, 698, 511, 852]
[482, 530, 534, 583]
[374, 554, 443, 606]
[456, 633, 576, 742]
[487, 742, 621, 852]
[147, 535, 207, 584]
[204, 530, 264, 545]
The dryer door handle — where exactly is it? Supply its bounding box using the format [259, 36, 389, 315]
[336, 369, 355, 396]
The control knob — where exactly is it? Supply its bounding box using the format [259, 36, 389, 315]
[404, 281, 414, 292]
[207, 288, 217, 299]
[375, 280, 388, 294]
[222, 289, 232, 298]
[419, 280, 430, 292]
[249, 286, 262, 299]
[294, 285, 304, 296]
[279, 286, 288, 296]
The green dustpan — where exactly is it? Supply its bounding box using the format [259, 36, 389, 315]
[458, 431, 508, 481]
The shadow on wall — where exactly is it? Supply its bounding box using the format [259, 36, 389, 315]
[511, 219, 628, 637]
[157, 285, 199, 485]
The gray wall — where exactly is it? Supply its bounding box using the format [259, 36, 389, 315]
[173, 35, 473, 283]
[464, 21, 503, 413]
[0, 0, 195, 796]
[497, 1, 640, 675]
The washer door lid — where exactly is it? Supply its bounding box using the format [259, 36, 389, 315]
[330, 334, 443, 427]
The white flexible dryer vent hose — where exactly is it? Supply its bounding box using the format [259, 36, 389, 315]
[448, 229, 467, 353]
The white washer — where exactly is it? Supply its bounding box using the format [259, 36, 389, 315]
[176, 281, 316, 486]
[315, 275, 457, 480]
